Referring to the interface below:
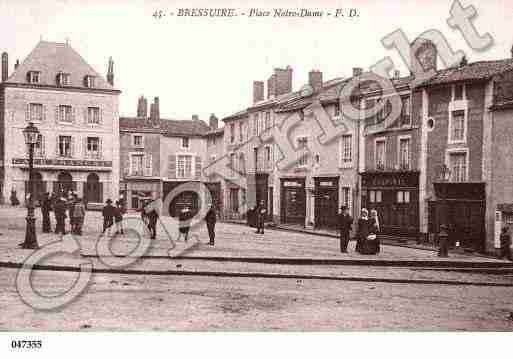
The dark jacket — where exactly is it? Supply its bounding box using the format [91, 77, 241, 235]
[206, 208, 217, 225]
[41, 197, 52, 212]
[54, 201, 67, 219]
[102, 204, 115, 219]
[357, 217, 371, 240]
[500, 233, 511, 248]
[338, 213, 353, 233]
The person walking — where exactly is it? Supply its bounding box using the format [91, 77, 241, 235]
[178, 207, 192, 241]
[113, 200, 124, 235]
[338, 205, 353, 253]
[102, 199, 115, 236]
[500, 227, 512, 261]
[255, 200, 267, 234]
[54, 197, 67, 235]
[72, 198, 86, 235]
[145, 200, 159, 240]
[41, 192, 52, 233]
[205, 203, 217, 246]
[356, 208, 370, 254]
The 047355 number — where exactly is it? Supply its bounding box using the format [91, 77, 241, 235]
[11, 340, 42, 349]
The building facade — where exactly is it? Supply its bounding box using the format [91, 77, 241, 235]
[0, 41, 120, 207]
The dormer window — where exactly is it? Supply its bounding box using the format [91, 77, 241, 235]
[84, 75, 96, 88]
[56, 72, 70, 86]
[27, 71, 40, 84]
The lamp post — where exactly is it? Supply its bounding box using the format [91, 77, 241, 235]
[19, 122, 40, 249]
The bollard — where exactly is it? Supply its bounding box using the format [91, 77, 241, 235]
[438, 224, 449, 257]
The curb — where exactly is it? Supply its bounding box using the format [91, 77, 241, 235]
[2, 261, 512, 287]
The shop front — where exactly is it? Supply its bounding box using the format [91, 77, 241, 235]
[124, 179, 161, 210]
[280, 177, 306, 225]
[361, 171, 419, 235]
[314, 177, 339, 229]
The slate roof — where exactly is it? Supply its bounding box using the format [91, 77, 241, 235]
[419, 58, 513, 87]
[160, 118, 210, 137]
[119, 117, 159, 131]
[6, 41, 115, 90]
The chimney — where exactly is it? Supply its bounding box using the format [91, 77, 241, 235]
[14, 59, 19, 70]
[1, 52, 8, 82]
[352, 67, 363, 77]
[192, 114, 200, 122]
[274, 66, 293, 96]
[137, 96, 148, 118]
[410, 38, 437, 76]
[107, 56, 114, 86]
[308, 70, 323, 91]
[253, 81, 264, 103]
[149, 103, 155, 120]
[267, 74, 276, 99]
[153, 96, 160, 120]
[209, 113, 218, 129]
[393, 70, 400, 79]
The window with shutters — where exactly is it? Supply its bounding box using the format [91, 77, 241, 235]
[450, 110, 466, 143]
[177, 155, 193, 178]
[133, 135, 143, 148]
[449, 151, 467, 182]
[27, 71, 40, 84]
[398, 137, 410, 170]
[265, 112, 271, 130]
[86, 137, 100, 159]
[58, 105, 73, 123]
[58, 136, 72, 158]
[229, 153, 236, 177]
[29, 103, 43, 122]
[130, 154, 144, 176]
[400, 97, 411, 126]
[375, 138, 386, 170]
[239, 122, 243, 142]
[145, 154, 153, 176]
[252, 115, 258, 137]
[181, 137, 190, 149]
[229, 123, 235, 143]
[84, 75, 96, 88]
[56, 72, 71, 86]
[340, 134, 352, 167]
[33, 134, 44, 157]
[297, 136, 308, 167]
[265, 146, 272, 170]
[239, 153, 246, 175]
[87, 107, 100, 124]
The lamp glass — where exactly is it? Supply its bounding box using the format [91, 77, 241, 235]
[23, 122, 40, 145]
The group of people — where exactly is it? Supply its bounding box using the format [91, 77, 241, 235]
[100, 199, 126, 236]
[338, 206, 381, 255]
[40, 191, 86, 235]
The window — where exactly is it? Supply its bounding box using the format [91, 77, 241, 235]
[265, 112, 271, 130]
[450, 110, 465, 142]
[177, 155, 193, 178]
[265, 146, 272, 169]
[229, 153, 236, 177]
[34, 134, 44, 157]
[376, 99, 384, 123]
[400, 97, 410, 126]
[369, 190, 382, 203]
[130, 154, 144, 176]
[27, 71, 40, 84]
[133, 135, 143, 148]
[450, 152, 467, 182]
[239, 122, 243, 142]
[181, 137, 190, 149]
[334, 102, 341, 117]
[57, 72, 71, 86]
[375, 139, 386, 170]
[87, 107, 100, 124]
[58, 136, 72, 157]
[297, 136, 308, 167]
[454, 84, 464, 100]
[340, 134, 352, 165]
[342, 187, 351, 209]
[399, 137, 410, 170]
[86, 137, 100, 159]
[58, 105, 73, 123]
[253, 115, 258, 136]
[397, 191, 410, 203]
[239, 153, 246, 175]
[84, 75, 95, 88]
[30, 103, 43, 122]
[230, 123, 235, 143]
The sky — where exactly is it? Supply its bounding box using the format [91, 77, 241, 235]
[1, 0, 513, 123]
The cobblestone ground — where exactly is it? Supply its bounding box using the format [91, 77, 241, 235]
[1, 267, 513, 331]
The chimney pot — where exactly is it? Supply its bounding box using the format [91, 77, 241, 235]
[308, 70, 323, 91]
[192, 114, 199, 122]
[209, 114, 219, 129]
[352, 67, 363, 77]
[253, 81, 264, 103]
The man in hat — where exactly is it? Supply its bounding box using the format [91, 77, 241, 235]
[338, 205, 353, 253]
[102, 199, 115, 236]
[205, 203, 217, 245]
[54, 197, 67, 235]
[255, 200, 267, 234]
[40, 192, 52, 233]
[178, 207, 192, 241]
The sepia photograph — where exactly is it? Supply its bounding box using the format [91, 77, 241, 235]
[1, 0, 513, 356]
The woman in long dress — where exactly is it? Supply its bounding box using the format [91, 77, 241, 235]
[367, 209, 381, 254]
[356, 208, 370, 253]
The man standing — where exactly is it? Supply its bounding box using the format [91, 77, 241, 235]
[41, 192, 52, 233]
[178, 207, 192, 241]
[255, 200, 267, 234]
[205, 203, 217, 245]
[102, 199, 115, 236]
[72, 198, 86, 235]
[338, 205, 353, 253]
[145, 199, 159, 240]
[54, 198, 67, 235]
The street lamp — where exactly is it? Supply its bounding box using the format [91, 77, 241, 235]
[19, 122, 40, 249]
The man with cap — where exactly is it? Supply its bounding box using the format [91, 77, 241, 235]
[338, 205, 353, 253]
[102, 199, 115, 236]
[255, 200, 267, 234]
